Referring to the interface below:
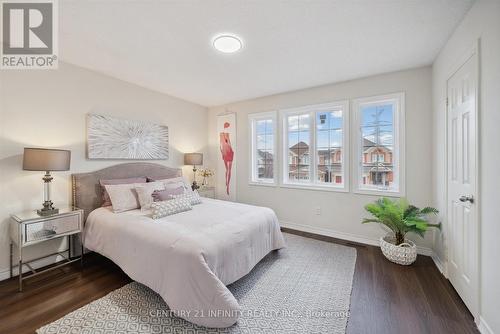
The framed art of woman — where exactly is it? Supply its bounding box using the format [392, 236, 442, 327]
[220, 122, 234, 195]
[216, 113, 236, 200]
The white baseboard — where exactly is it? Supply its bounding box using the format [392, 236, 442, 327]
[431, 252, 448, 277]
[279, 221, 434, 256]
[280, 221, 380, 246]
[479, 317, 495, 334]
[0, 254, 66, 282]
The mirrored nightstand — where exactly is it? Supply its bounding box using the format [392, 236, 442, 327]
[198, 186, 215, 199]
[10, 206, 84, 292]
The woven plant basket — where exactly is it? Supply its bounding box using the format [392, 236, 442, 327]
[380, 234, 417, 265]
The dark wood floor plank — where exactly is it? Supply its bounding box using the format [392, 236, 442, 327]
[281, 228, 478, 334]
[414, 259, 478, 333]
[0, 229, 478, 334]
[0, 256, 131, 334]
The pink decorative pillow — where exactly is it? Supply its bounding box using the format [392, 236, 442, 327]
[152, 186, 185, 202]
[99, 177, 147, 207]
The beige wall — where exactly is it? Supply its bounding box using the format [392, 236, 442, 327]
[432, 0, 500, 332]
[0, 62, 208, 279]
[207, 67, 434, 250]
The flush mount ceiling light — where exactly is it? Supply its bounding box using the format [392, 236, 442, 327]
[212, 34, 243, 53]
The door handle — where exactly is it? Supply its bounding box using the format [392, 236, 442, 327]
[459, 195, 474, 203]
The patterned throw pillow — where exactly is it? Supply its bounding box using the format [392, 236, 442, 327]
[151, 198, 192, 219]
[171, 189, 202, 205]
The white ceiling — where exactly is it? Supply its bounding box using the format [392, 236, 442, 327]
[60, 0, 473, 107]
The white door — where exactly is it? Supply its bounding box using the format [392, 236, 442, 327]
[447, 52, 478, 317]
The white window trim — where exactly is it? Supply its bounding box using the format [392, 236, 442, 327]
[352, 92, 405, 197]
[248, 110, 278, 186]
[280, 101, 350, 192]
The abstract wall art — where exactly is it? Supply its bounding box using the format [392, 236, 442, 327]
[87, 114, 169, 160]
[217, 113, 236, 201]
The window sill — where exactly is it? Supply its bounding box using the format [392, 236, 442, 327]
[280, 182, 349, 193]
[248, 181, 278, 187]
[353, 188, 403, 197]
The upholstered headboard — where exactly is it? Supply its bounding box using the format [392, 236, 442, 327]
[72, 162, 182, 221]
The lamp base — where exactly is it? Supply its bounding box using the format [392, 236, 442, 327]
[37, 208, 59, 216]
[37, 201, 59, 216]
[191, 166, 200, 190]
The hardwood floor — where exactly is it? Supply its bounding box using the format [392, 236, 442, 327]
[0, 229, 478, 334]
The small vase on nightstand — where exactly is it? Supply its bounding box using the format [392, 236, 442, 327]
[201, 176, 208, 187]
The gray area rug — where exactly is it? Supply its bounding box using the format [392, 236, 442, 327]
[37, 233, 357, 334]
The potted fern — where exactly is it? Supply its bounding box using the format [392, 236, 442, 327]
[362, 197, 440, 265]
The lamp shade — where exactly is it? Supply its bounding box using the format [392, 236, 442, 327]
[184, 152, 203, 166]
[23, 148, 71, 171]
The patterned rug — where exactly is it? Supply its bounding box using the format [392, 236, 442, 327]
[37, 233, 356, 334]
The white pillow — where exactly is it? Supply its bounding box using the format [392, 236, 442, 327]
[135, 181, 165, 211]
[171, 189, 202, 205]
[157, 176, 190, 191]
[105, 183, 144, 213]
[151, 197, 192, 219]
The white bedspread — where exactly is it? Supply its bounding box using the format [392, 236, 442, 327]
[83, 198, 285, 328]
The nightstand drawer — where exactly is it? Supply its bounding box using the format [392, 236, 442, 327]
[25, 214, 80, 243]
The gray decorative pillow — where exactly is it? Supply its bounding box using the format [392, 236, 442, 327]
[171, 189, 202, 205]
[151, 198, 192, 219]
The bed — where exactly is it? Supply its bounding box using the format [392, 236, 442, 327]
[72, 163, 285, 328]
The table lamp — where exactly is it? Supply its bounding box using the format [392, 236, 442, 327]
[184, 153, 203, 190]
[23, 148, 71, 216]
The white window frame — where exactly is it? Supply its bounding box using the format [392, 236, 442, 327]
[352, 92, 405, 196]
[248, 111, 278, 186]
[280, 101, 349, 192]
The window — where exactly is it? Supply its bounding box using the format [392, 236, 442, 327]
[286, 113, 310, 182]
[353, 93, 405, 195]
[281, 101, 349, 190]
[249, 111, 277, 184]
[371, 153, 385, 163]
